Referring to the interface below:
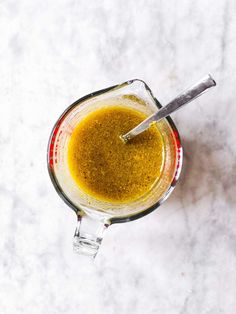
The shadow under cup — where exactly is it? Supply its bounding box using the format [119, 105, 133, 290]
[47, 79, 183, 258]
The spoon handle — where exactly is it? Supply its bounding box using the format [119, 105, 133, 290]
[122, 74, 216, 142]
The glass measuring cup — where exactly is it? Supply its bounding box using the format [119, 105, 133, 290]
[47, 79, 182, 258]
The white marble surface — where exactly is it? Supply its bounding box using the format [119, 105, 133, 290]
[1, 0, 236, 313]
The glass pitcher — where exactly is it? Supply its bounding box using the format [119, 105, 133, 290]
[47, 79, 183, 258]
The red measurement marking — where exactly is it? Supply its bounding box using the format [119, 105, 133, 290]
[49, 115, 66, 168]
[171, 129, 182, 185]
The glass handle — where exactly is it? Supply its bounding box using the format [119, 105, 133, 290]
[73, 213, 109, 258]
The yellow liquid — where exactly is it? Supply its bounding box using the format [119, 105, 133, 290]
[67, 106, 164, 203]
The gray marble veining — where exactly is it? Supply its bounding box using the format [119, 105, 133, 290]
[1, 0, 236, 313]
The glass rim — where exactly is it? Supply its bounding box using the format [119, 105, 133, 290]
[47, 79, 183, 224]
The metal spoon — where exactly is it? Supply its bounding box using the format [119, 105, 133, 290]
[121, 74, 216, 142]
